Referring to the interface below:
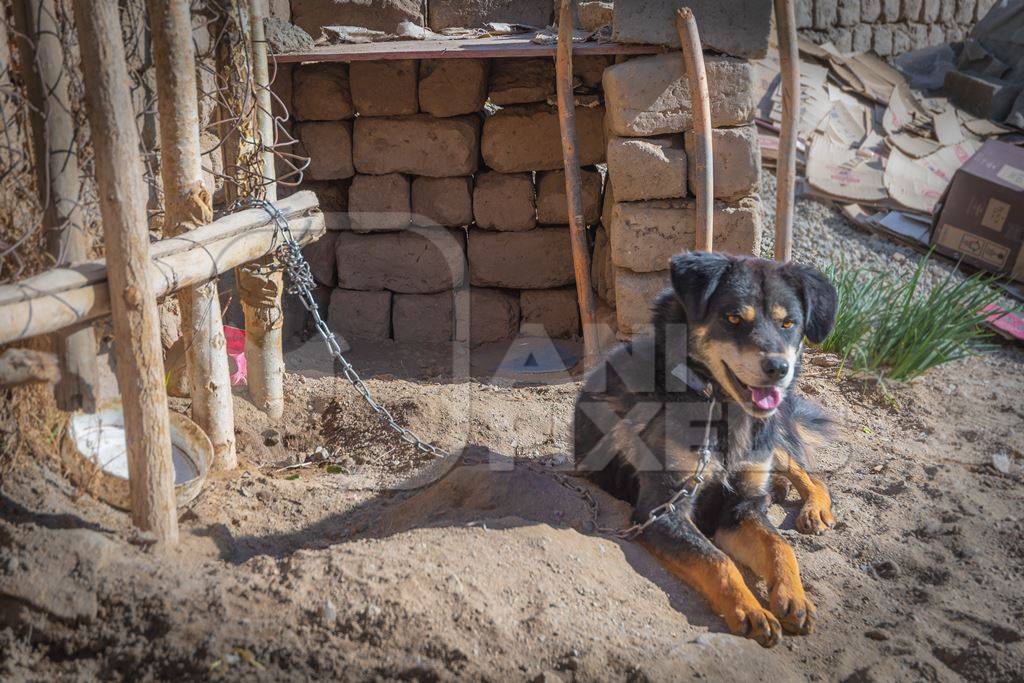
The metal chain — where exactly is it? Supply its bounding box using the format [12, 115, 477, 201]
[237, 198, 449, 460]
[236, 198, 720, 538]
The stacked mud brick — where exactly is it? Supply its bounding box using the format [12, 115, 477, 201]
[287, 55, 610, 344]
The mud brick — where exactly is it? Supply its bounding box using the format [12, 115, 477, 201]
[893, 25, 913, 54]
[350, 60, 418, 116]
[282, 283, 331, 342]
[302, 232, 338, 287]
[327, 289, 392, 340]
[883, 0, 902, 21]
[353, 115, 480, 177]
[291, 179, 352, 230]
[469, 288, 521, 344]
[412, 176, 473, 227]
[684, 124, 760, 201]
[428, 0, 552, 31]
[468, 228, 574, 289]
[419, 59, 488, 117]
[828, 27, 852, 52]
[921, 0, 940, 21]
[606, 135, 687, 201]
[796, 0, 814, 27]
[535, 169, 602, 225]
[297, 121, 354, 180]
[814, 0, 838, 28]
[609, 198, 762, 272]
[862, 0, 882, 20]
[874, 25, 894, 56]
[392, 292, 454, 342]
[348, 173, 410, 232]
[928, 23, 945, 45]
[292, 0, 423, 36]
[611, 0, 771, 59]
[903, 0, 924, 19]
[909, 22, 929, 48]
[292, 64, 353, 121]
[335, 227, 466, 293]
[591, 224, 615, 304]
[613, 268, 667, 337]
[481, 104, 604, 172]
[602, 54, 755, 137]
[473, 172, 536, 232]
[520, 289, 580, 338]
[852, 24, 874, 52]
[488, 58, 554, 105]
[837, 0, 860, 25]
[940, 0, 955, 23]
[574, 55, 611, 88]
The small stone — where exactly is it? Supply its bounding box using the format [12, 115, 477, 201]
[873, 560, 900, 579]
[322, 597, 338, 624]
[864, 629, 890, 641]
[262, 429, 280, 446]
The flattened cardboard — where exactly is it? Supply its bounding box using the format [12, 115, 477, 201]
[807, 135, 887, 203]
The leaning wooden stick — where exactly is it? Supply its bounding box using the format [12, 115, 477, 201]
[148, 0, 237, 470]
[555, 0, 600, 368]
[773, 0, 800, 262]
[72, 0, 178, 544]
[675, 8, 713, 253]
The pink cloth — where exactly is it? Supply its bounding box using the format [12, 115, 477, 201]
[223, 326, 247, 386]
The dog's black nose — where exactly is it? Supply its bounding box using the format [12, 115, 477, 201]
[761, 357, 789, 380]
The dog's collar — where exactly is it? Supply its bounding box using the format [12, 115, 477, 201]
[670, 362, 715, 399]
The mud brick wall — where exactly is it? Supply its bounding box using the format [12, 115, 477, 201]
[797, 0, 988, 55]
[600, 53, 762, 339]
[286, 56, 606, 345]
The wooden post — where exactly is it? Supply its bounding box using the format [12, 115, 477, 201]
[12, 0, 98, 410]
[148, 0, 237, 470]
[676, 8, 713, 253]
[773, 0, 799, 262]
[554, 0, 600, 368]
[215, 0, 285, 420]
[72, 0, 178, 543]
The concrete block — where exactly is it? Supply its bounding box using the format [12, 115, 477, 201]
[488, 58, 554, 105]
[535, 169, 602, 225]
[481, 104, 604, 172]
[796, 0, 814, 28]
[292, 64, 353, 121]
[837, 0, 860, 25]
[813, 0, 838, 28]
[602, 53, 755, 137]
[292, 0, 423, 35]
[428, 0, 552, 31]
[862, 0, 882, 21]
[685, 124, 760, 201]
[611, 0, 772, 59]
[613, 268, 666, 336]
[328, 289, 392, 340]
[473, 172, 536, 231]
[520, 289, 580, 338]
[468, 288, 521, 344]
[944, 70, 1022, 120]
[902, 0, 924, 20]
[353, 115, 480, 177]
[348, 173, 410, 232]
[883, 0, 901, 21]
[606, 135, 687, 201]
[591, 224, 615, 304]
[350, 60, 418, 116]
[392, 292, 453, 342]
[302, 232, 338, 287]
[297, 121, 354, 180]
[335, 227, 466, 293]
[468, 228, 574, 289]
[921, 0, 940, 21]
[852, 24, 874, 52]
[873, 25, 894, 56]
[609, 198, 762, 272]
[418, 59, 488, 117]
[412, 176, 473, 227]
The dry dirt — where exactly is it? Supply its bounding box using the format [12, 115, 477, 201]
[1, 336, 1023, 682]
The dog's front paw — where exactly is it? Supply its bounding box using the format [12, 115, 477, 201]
[796, 495, 834, 534]
[770, 585, 816, 635]
[726, 605, 782, 648]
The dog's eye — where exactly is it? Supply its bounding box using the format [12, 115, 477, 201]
[726, 313, 742, 325]
[781, 320, 795, 329]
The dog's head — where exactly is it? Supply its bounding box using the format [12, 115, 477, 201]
[669, 252, 837, 419]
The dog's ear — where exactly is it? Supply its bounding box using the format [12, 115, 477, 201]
[780, 262, 838, 343]
[669, 252, 732, 322]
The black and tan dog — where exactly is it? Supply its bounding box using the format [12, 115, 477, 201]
[574, 252, 837, 647]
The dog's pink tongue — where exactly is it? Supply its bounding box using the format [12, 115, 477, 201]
[751, 386, 782, 410]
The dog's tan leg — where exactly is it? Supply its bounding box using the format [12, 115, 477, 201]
[773, 448, 833, 534]
[715, 517, 816, 635]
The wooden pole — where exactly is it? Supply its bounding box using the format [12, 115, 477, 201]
[250, 0, 277, 203]
[148, 0, 237, 470]
[554, 0, 600, 368]
[71, 0, 178, 543]
[773, 0, 799, 262]
[12, 0, 98, 410]
[676, 8, 713, 253]
[215, 0, 285, 420]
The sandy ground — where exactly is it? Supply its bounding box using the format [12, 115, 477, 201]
[1, 332, 1023, 682]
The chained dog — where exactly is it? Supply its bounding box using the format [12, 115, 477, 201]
[574, 252, 837, 647]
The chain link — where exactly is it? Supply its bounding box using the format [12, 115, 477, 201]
[237, 198, 720, 538]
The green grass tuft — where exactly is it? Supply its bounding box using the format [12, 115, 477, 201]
[819, 253, 1013, 381]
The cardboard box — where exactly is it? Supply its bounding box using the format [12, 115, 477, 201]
[932, 140, 1024, 282]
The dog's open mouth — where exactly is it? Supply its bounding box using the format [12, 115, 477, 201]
[723, 363, 783, 412]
